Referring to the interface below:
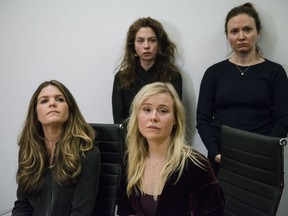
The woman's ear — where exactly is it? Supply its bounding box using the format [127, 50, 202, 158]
[257, 32, 261, 42]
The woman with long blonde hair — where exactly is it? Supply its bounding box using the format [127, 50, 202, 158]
[116, 82, 225, 216]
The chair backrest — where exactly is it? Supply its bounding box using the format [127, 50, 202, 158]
[90, 123, 124, 216]
[218, 125, 286, 216]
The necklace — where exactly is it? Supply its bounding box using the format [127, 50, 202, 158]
[236, 65, 250, 76]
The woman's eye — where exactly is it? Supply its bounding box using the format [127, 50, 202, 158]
[143, 107, 151, 112]
[57, 97, 65, 102]
[244, 27, 252, 32]
[159, 109, 168, 114]
[141, 106, 152, 112]
[39, 99, 48, 104]
[136, 38, 144, 43]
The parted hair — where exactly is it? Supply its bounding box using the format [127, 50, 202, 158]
[16, 80, 95, 194]
[125, 82, 205, 197]
[225, 2, 262, 56]
[117, 17, 180, 89]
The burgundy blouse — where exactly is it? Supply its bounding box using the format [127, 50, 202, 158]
[116, 151, 226, 216]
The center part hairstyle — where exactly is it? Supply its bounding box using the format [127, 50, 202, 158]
[118, 17, 180, 89]
[16, 80, 96, 194]
[225, 2, 262, 56]
[125, 82, 205, 196]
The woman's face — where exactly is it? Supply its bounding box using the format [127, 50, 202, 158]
[138, 92, 175, 145]
[227, 14, 259, 55]
[36, 85, 69, 129]
[134, 27, 159, 66]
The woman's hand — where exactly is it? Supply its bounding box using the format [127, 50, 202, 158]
[215, 154, 221, 163]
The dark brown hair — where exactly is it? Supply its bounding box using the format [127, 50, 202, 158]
[225, 2, 262, 55]
[117, 17, 180, 89]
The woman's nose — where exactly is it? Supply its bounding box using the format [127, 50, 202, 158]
[238, 30, 245, 39]
[150, 110, 158, 122]
[49, 99, 56, 107]
[144, 40, 150, 48]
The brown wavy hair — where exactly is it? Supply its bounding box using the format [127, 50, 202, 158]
[16, 80, 95, 194]
[117, 17, 180, 89]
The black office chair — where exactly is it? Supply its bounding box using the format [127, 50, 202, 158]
[218, 125, 287, 216]
[90, 123, 124, 216]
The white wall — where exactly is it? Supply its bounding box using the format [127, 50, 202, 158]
[0, 0, 287, 215]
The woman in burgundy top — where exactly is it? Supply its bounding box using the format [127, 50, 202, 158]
[116, 82, 225, 216]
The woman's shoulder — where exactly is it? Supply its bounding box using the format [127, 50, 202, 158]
[170, 70, 182, 81]
[202, 60, 230, 79]
[261, 59, 286, 71]
[89, 145, 100, 156]
[114, 70, 122, 79]
[184, 150, 215, 178]
[82, 145, 100, 163]
[255, 59, 287, 80]
[187, 150, 210, 168]
[263, 58, 283, 66]
[206, 59, 229, 70]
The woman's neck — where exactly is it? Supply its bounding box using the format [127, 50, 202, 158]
[43, 126, 62, 165]
[147, 140, 168, 160]
[230, 51, 263, 66]
[140, 60, 155, 71]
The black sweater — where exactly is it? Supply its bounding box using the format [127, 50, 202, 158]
[112, 64, 182, 124]
[197, 59, 288, 160]
[12, 146, 100, 216]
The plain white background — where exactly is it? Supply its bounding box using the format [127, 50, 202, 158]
[0, 0, 287, 215]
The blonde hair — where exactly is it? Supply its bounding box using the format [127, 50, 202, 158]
[125, 82, 205, 197]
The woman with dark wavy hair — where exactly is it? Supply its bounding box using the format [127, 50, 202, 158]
[112, 17, 182, 124]
[12, 80, 100, 216]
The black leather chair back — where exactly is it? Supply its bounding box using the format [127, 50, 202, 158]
[218, 125, 286, 216]
[90, 123, 124, 216]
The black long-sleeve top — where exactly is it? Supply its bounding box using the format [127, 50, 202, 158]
[112, 64, 182, 124]
[12, 146, 101, 216]
[196, 59, 288, 160]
